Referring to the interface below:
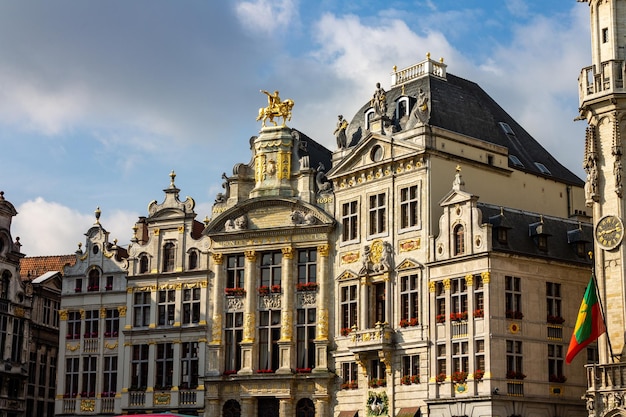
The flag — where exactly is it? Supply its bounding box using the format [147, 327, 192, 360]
[566, 277, 606, 364]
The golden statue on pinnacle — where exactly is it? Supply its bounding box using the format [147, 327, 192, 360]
[257, 89, 294, 127]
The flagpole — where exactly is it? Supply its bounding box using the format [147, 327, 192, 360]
[590, 251, 615, 363]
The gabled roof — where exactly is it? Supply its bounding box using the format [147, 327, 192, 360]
[19, 255, 76, 280]
[345, 68, 583, 186]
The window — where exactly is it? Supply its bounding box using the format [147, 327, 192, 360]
[368, 193, 386, 236]
[0, 271, 9, 298]
[84, 310, 99, 338]
[451, 278, 468, 318]
[587, 346, 599, 364]
[497, 226, 508, 243]
[156, 343, 174, 389]
[105, 275, 113, 291]
[133, 291, 151, 328]
[474, 275, 484, 314]
[181, 342, 199, 389]
[454, 224, 465, 255]
[227, 254, 245, 289]
[183, 287, 201, 324]
[400, 274, 419, 325]
[341, 201, 358, 242]
[400, 185, 419, 229]
[158, 289, 176, 326]
[67, 311, 81, 340]
[342, 362, 358, 387]
[452, 341, 469, 373]
[548, 344, 564, 382]
[259, 310, 281, 371]
[223, 399, 242, 417]
[370, 145, 384, 162]
[139, 255, 149, 273]
[370, 359, 386, 385]
[224, 312, 243, 373]
[396, 97, 409, 119]
[163, 242, 175, 272]
[188, 250, 198, 270]
[297, 248, 317, 284]
[546, 282, 562, 321]
[534, 162, 552, 175]
[87, 269, 100, 292]
[365, 109, 375, 130]
[340, 285, 358, 331]
[82, 356, 97, 397]
[499, 122, 515, 135]
[475, 340, 485, 372]
[296, 307, 316, 371]
[602, 27, 609, 43]
[506, 340, 523, 378]
[374, 282, 386, 324]
[296, 398, 315, 417]
[105, 309, 119, 338]
[260, 251, 282, 288]
[65, 358, 80, 397]
[435, 282, 446, 323]
[505, 276, 522, 319]
[402, 355, 419, 383]
[75, 278, 83, 293]
[102, 356, 117, 396]
[131, 345, 149, 389]
[437, 344, 446, 376]
[42, 298, 59, 327]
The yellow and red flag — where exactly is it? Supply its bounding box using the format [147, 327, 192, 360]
[566, 277, 606, 364]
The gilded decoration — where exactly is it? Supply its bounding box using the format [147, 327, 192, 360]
[399, 238, 421, 252]
[118, 306, 127, 317]
[105, 341, 118, 350]
[465, 274, 474, 286]
[154, 228, 160, 236]
[280, 311, 293, 341]
[154, 393, 171, 406]
[316, 308, 329, 340]
[80, 309, 85, 319]
[362, 240, 392, 274]
[59, 309, 68, 321]
[211, 314, 222, 344]
[481, 271, 490, 284]
[14, 307, 24, 318]
[443, 278, 451, 291]
[67, 343, 80, 352]
[178, 225, 185, 233]
[100, 307, 107, 318]
[80, 399, 95, 412]
[245, 250, 257, 261]
[282, 247, 294, 259]
[428, 281, 436, 293]
[243, 312, 255, 342]
[397, 259, 418, 270]
[212, 253, 224, 265]
[338, 270, 358, 281]
[278, 150, 291, 180]
[255, 154, 267, 183]
[341, 252, 360, 264]
[379, 351, 392, 374]
[318, 244, 330, 257]
[257, 89, 294, 127]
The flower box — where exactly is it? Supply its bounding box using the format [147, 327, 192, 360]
[271, 285, 281, 293]
[74, 288, 82, 293]
[410, 375, 420, 384]
[368, 378, 386, 388]
[435, 373, 446, 383]
[341, 381, 358, 390]
[224, 287, 246, 296]
[436, 314, 446, 323]
[506, 370, 526, 380]
[400, 375, 411, 385]
[257, 286, 270, 295]
[223, 370, 237, 376]
[296, 282, 318, 292]
[340, 327, 352, 336]
[547, 315, 565, 325]
[105, 285, 113, 291]
[473, 309, 484, 318]
[296, 368, 312, 373]
[450, 311, 468, 322]
[549, 374, 567, 383]
[256, 369, 275, 374]
[452, 371, 468, 383]
[474, 369, 485, 381]
[399, 319, 409, 328]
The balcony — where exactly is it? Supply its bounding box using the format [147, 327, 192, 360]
[347, 323, 394, 353]
[579, 60, 626, 104]
[586, 363, 626, 414]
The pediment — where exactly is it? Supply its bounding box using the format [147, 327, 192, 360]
[336, 269, 359, 281]
[327, 134, 422, 179]
[205, 197, 335, 239]
[395, 258, 423, 271]
[438, 188, 478, 208]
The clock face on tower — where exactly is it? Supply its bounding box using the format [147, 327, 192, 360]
[595, 215, 624, 250]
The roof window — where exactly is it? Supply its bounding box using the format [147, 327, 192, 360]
[534, 162, 552, 175]
[499, 122, 515, 136]
[508, 155, 524, 167]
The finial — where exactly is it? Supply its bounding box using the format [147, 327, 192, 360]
[95, 207, 101, 224]
[113, 238, 118, 247]
[170, 170, 176, 187]
[456, 165, 461, 173]
[500, 206, 504, 216]
[131, 224, 139, 243]
[440, 57, 444, 63]
[426, 52, 431, 60]
[76, 242, 83, 254]
[540, 214, 544, 223]
[0, 191, 4, 200]
[393, 65, 397, 72]
[203, 216, 210, 226]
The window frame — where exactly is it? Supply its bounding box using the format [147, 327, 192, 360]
[341, 200, 359, 243]
[296, 307, 316, 371]
[399, 184, 420, 231]
[368, 192, 387, 237]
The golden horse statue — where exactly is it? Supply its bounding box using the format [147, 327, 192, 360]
[257, 90, 294, 127]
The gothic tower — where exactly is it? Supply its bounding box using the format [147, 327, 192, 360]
[579, 0, 626, 364]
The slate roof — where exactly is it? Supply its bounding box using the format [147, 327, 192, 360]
[479, 203, 592, 266]
[345, 71, 583, 186]
[19, 255, 76, 281]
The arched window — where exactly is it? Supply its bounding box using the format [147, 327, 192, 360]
[365, 109, 375, 130]
[139, 255, 149, 274]
[396, 96, 409, 119]
[296, 398, 315, 417]
[163, 243, 175, 272]
[223, 399, 241, 417]
[188, 250, 198, 270]
[1, 270, 10, 299]
[88, 269, 100, 292]
[454, 224, 465, 255]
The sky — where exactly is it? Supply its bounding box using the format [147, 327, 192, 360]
[1, 0, 592, 257]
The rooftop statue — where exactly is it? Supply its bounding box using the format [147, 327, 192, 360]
[257, 89, 294, 127]
[370, 82, 387, 116]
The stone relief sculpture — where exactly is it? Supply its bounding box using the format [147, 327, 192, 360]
[360, 240, 393, 275]
[370, 82, 387, 116]
[414, 87, 431, 124]
[214, 172, 230, 204]
[290, 210, 316, 225]
[316, 162, 333, 195]
[584, 126, 600, 206]
[225, 214, 248, 232]
[257, 89, 294, 127]
[334, 115, 348, 148]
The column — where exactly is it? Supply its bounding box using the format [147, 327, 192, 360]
[314, 244, 330, 372]
[277, 247, 294, 374]
[279, 397, 294, 417]
[359, 275, 369, 329]
[207, 253, 224, 376]
[481, 271, 492, 379]
[239, 250, 257, 375]
[241, 397, 256, 417]
[315, 397, 329, 417]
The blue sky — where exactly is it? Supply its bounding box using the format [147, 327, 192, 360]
[2, 0, 591, 256]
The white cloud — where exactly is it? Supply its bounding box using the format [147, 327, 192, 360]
[235, 0, 298, 36]
[12, 198, 138, 257]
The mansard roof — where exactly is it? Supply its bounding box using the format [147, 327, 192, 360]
[345, 60, 583, 186]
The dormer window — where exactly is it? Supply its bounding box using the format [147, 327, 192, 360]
[396, 97, 409, 119]
[139, 255, 149, 274]
[534, 162, 552, 175]
[499, 122, 515, 136]
[537, 235, 548, 251]
[509, 155, 524, 168]
[529, 219, 550, 252]
[454, 224, 465, 255]
[497, 227, 508, 244]
[365, 109, 375, 130]
[188, 250, 198, 270]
